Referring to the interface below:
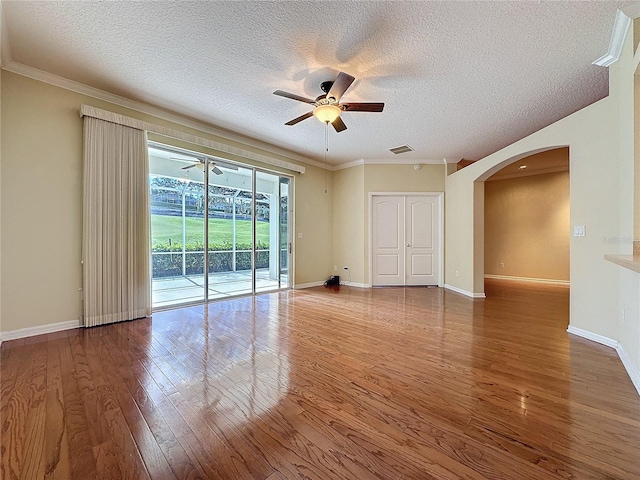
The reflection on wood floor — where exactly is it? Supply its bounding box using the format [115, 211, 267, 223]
[2, 279, 639, 479]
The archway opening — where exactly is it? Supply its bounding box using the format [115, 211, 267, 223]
[483, 147, 570, 289]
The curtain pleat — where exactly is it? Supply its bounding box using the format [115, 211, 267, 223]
[82, 117, 151, 327]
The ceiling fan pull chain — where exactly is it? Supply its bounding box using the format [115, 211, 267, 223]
[324, 122, 329, 194]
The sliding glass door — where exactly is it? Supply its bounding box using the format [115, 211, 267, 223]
[149, 144, 291, 309]
[255, 172, 290, 293]
[207, 165, 254, 298]
[279, 177, 290, 289]
[149, 152, 207, 308]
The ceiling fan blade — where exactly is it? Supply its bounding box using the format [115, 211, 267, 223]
[211, 166, 223, 175]
[216, 162, 238, 171]
[332, 116, 347, 133]
[341, 102, 385, 112]
[181, 164, 198, 170]
[285, 111, 314, 126]
[327, 72, 355, 102]
[273, 90, 316, 104]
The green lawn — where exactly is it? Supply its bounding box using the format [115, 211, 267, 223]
[151, 214, 270, 246]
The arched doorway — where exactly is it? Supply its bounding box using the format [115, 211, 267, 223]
[444, 145, 568, 298]
[483, 147, 570, 287]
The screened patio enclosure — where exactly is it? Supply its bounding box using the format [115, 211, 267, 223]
[149, 144, 291, 309]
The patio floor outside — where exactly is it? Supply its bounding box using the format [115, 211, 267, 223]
[152, 268, 288, 309]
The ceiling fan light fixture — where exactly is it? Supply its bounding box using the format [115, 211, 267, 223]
[276, 72, 383, 132]
[313, 104, 341, 124]
[194, 162, 218, 172]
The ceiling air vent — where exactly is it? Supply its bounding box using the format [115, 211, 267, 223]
[389, 145, 414, 155]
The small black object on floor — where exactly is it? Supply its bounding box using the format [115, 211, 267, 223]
[324, 275, 340, 287]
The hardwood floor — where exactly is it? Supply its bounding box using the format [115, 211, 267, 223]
[2, 280, 640, 479]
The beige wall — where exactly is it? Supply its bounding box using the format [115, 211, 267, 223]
[635, 17, 640, 243]
[635, 17, 640, 54]
[2, 72, 85, 333]
[614, 29, 640, 375]
[294, 164, 333, 286]
[0, 71, 332, 333]
[0, 62, 3, 334]
[485, 170, 569, 281]
[446, 27, 640, 375]
[635, 73, 640, 241]
[362, 164, 446, 193]
[332, 165, 364, 284]
[331, 163, 445, 285]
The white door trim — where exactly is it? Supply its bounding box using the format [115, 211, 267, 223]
[369, 192, 444, 287]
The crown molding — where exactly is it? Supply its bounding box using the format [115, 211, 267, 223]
[276, 155, 449, 173]
[332, 159, 365, 171]
[362, 157, 450, 165]
[593, 9, 632, 67]
[1, 60, 322, 169]
[332, 157, 453, 171]
[295, 156, 336, 171]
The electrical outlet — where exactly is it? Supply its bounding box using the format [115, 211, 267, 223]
[333, 265, 337, 271]
[455, 270, 459, 277]
[500, 263, 505, 269]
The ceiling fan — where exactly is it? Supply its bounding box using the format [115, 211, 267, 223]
[171, 157, 238, 176]
[273, 72, 384, 132]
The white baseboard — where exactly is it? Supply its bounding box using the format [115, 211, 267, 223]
[566, 325, 618, 348]
[294, 280, 370, 289]
[616, 344, 640, 396]
[293, 281, 325, 289]
[444, 284, 486, 298]
[485, 274, 569, 286]
[341, 282, 369, 288]
[567, 325, 640, 396]
[1, 319, 81, 344]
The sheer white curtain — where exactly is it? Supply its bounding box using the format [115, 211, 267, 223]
[82, 116, 151, 327]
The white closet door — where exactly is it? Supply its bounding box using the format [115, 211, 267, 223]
[371, 194, 441, 286]
[372, 196, 405, 285]
[405, 195, 439, 285]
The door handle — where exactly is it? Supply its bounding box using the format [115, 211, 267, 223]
[407, 244, 411, 247]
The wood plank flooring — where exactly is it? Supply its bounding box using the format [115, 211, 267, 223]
[2, 279, 640, 479]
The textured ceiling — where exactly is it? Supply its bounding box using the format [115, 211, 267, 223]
[0, 1, 622, 166]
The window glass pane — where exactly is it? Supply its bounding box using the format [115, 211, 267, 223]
[208, 165, 254, 298]
[149, 148, 205, 308]
[255, 171, 289, 293]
